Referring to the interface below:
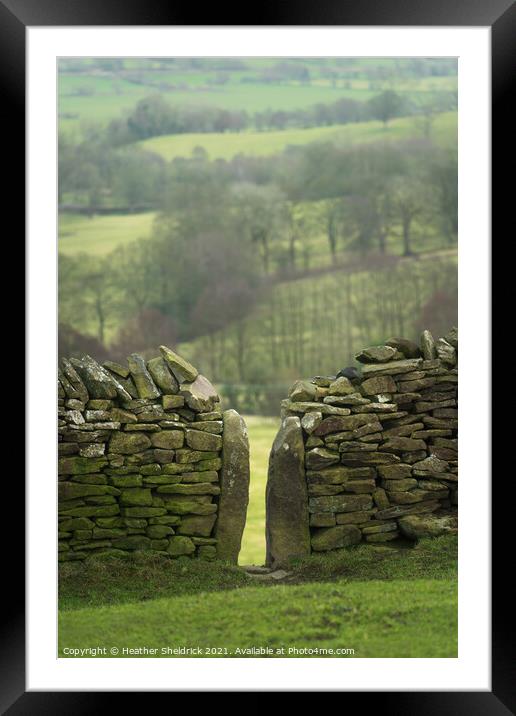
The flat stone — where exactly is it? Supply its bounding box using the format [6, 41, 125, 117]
[310, 513, 336, 527]
[265, 416, 311, 568]
[413, 455, 449, 473]
[361, 375, 398, 395]
[180, 375, 219, 413]
[382, 478, 418, 492]
[311, 524, 361, 551]
[156, 483, 220, 495]
[151, 430, 185, 450]
[307, 466, 373, 484]
[58, 482, 110, 500]
[313, 414, 372, 436]
[289, 379, 317, 402]
[109, 432, 151, 455]
[119, 488, 153, 507]
[324, 393, 370, 406]
[340, 452, 401, 467]
[146, 356, 179, 394]
[361, 358, 422, 377]
[159, 345, 198, 382]
[103, 360, 130, 378]
[375, 501, 440, 520]
[78, 443, 106, 458]
[305, 447, 340, 470]
[282, 400, 351, 417]
[58, 456, 108, 475]
[336, 510, 377, 525]
[398, 514, 458, 540]
[309, 494, 373, 514]
[185, 429, 222, 452]
[167, 536, 196, 556]
[328, 376, 356, 395]
[377, 464, 413, 480]
[177, 514, 217, 537]
[382, 423, 424, 438]
[355, 345, 397, 364]
[162, 395, 185, 410]
[385, 337, 422, 358]
[379, 437, 427, 453]
[161, 498, 217, 515]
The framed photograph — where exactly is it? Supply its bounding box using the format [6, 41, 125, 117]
[3, 0, 508, 707]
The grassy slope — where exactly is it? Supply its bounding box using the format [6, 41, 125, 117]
[58, 211, 158, 257]
[59, 578, 456, 658]
[59, 535, 457, 658]
[140, 111, 456, 162]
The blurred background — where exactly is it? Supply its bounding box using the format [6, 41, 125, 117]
[58, 57, 457, 417]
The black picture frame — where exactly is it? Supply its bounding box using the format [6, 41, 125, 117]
[3, 0, 509, 709]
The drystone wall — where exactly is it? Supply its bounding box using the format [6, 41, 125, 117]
[58, 346, 249, 564]
[266, 328, 458, 568]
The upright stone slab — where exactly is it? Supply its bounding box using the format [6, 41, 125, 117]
[266, 416, 311, 568]
[215, 410, 250, 564]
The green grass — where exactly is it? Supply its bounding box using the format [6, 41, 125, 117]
[58, 211, 158, 256]
[59, 578, 456, 658]
[58, 60, 456, 135]
[240, 415, 280, 565]
[140, 111, 456, 162]
[58, 535, 457, 658]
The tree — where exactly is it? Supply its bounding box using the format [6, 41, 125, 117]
[231, 183, 287, 275]
[368, 90, 405, 127]
[427, 148, 458, 245]
[390, 176, 427, 256]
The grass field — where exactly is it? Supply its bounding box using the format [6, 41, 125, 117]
[140, 111, 457, 162]
[58, 211, 158, 256]
[59, 534, 458, 658]
[240, 415, 280, 565]
[58, 59, 457, 135]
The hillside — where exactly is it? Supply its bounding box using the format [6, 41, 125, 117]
[140, 111, 457, 162]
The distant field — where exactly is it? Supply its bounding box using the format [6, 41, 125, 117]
[140, 111, 457, 162]
[240, 415, 280, 565]
[58, 62, 457, 135]
[58, 212, 158, 256]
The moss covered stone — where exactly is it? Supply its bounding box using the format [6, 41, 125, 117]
[58, 456, 108, 475]
[177, 514, 217, 537]
[167, 536, 195, 556]
[112, 536, 152, 550]
[266, 416, 311, 568]
[119, 488, 153, 507]
[185, 429, 222, 452]
[150, 430, 184, 450]
[127, 353, 160, 399]
[311, 524, 361, 551]
[109, 432, 151, 454]
[147, 356, 179, 395]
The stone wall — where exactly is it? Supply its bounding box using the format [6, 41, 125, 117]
[58, 346, 249, 564]
[266, 329, 458, 567]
